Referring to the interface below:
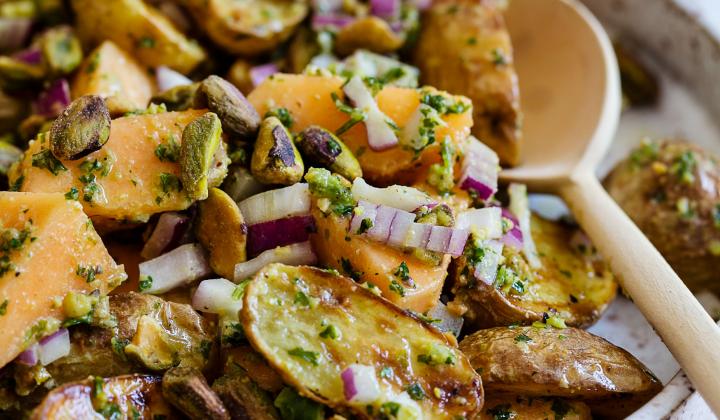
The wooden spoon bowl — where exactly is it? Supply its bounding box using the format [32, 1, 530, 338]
[501, 0, 720, 414]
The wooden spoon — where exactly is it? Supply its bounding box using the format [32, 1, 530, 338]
[501, 0, 720, 414]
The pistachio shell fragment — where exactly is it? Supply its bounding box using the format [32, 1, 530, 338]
[180, 112, 223, 200]
[296, 125, 362, 180]
[39, 26, 83, 76]
[194, 75, 260, 139]
[151, 83, 199, 111]
[162, 367, 230, 420]
[250, 117, 304, 185]
[196, 187, 247, 279]
[49, 95, 111, 160]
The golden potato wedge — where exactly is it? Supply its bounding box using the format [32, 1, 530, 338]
[30, 375, 174, 419]
[70, 0, 206, 74]
[334, 16, 404, 57]
[480, 396, 591, 420]
[450, 214, 617, 329]
[460, 326, 662, 419]
[413, 0, 522, 166]
[180, 0, 308, 56]
[196, 188, 248, 279]
[242, 264, 483, 419]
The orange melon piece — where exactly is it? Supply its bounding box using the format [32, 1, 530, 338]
[72, 41, 155, 115]
[12, 110, 207, 224]
[0, 192, 126, 368]
[310, 207, 449, 313]
[248, 74, 473, 185]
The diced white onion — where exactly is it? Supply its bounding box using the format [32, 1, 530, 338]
[192, 278, 244, 318]
[400, 103, 446, 150]
[156, 66, 192, 92]
[456, 207, 503, 239]
[349, 201, 378, 234]
[341, 364, 381, 404]
[238, 183, 311, 226]
[426, 302, 464, 337]
[352, 178, 435, 212]
[474, 240, 504, 285]
[139, 243, 212, 294]
[343, 76, 398, 151]
[234, 241, 317, 281]
[508, 183, 541, 268]
[38, 328, 70, 366]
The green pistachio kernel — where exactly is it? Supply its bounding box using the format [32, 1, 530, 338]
[180, 112, 223, 200]
[49, 95, 111, 160]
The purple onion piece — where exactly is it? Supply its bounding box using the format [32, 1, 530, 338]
[38, 328, 70, 366]
[370, 0, 400, 19]
[341, 367, 357, 401]
[311, 13, 355, 31]
[249, 63, 279, 87]
[141, 212, 191, 260]
[13, 47, 42, 64]
[460, 176, 496, 201]
[0, 18, 32, 52]
[34, 79, 71, 118]
[247, 215, 316, 258]
[16, 344, 38, 366]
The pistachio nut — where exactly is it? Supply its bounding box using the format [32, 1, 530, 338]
[39, 26, 83, 76]
[194, 75, 260, 139]
[196, 188, 247, 279]
[49, 95, 111, 160]
[151, 83, 199, 112]
[180, 112, 223, 200]
[296, 125, 362, 180]
[250, 116, 304, 185]
[162, 367, 230, 420]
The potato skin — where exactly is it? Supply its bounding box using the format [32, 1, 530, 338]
[413, 0, 522, 166]
[605, 139, 720, 294]
[460, 326, 662, 419]
[449, 214, 617, 329]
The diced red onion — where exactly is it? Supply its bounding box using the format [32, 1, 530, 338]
[222, 166, 266, 203]
[234, 241, 317, 281]
[508, 183, 541, 268]
[473, 240, 504, 285]
[370, 0, 400, 20]
[456, 207, 503, 239]
[343, 76, 398, 151]
[341, 364, 381, 404]
[16, 344, 38, 366]
[139, 243, 212, 294]
[13, 48, 41, 65]
[192, 278, 244, 317]
[446, 228, 471, 256]
[501, 207, 518, 224]
[349, 201, 378, 234]
[249, 63, 278, 88]
[352, 178, 435, 212]
[426, 301, 464, 337]
[459, 137, 499, 200]
[33, 78, 71, 118]
[141, 212, 191, 260]
[403, 222, 432, 249]
[156, 66, 192, 92]
[0, 18, 32, 52]
[387, 209, 415, 247]
[38, 328, 70, 366]
[247, 215, 316, 258]
[238, 183, 311, 226]
[413, 0, 432, 11]
[157, 2, 192, 32]
[367, 204, 398, 242]
[313, 0, 343, 13]
[500, 207, 523, 249]
[311, 13, 355, 31]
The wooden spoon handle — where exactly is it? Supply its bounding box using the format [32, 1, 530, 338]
[559, 173, 720, 414]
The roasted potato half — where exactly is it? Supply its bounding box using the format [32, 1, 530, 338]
[450, 214, 617, 329]
[460, 326, 662, 419]
[413, 0, 522, 166]
[605, 139, 720, 294]
[242, 263, 483, 419]
[71, 0, 207, 74]
[30, 375, 174, 419]
[480, 396, 591, 420]
[180, 0, 308, 56]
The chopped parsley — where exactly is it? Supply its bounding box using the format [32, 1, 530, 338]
[467, 37, 477, 45]
[389, 279, 405, 297]
[331, 92, 367, 135]
[304, 168, 356, 216]
[671, 151, 696, 184]
[154, 136, 180, 163]
[294, 291, 311, 307]
[417, 343, 456, 366]
[379, 402, 401, 418]
[491, 48, 507, 66]
[494, 265, 527, 296]
[9, 175, 24, 191]
[319, 324, 340, 339]
[31, 149, 66, 175]
[138, 275, 153, 292]
[0, 299, 7, 316]
[137, 36, 155, 48]
[159, 173, 181, 194]
[111, 337, 129, 360]
[427, 136, 455, 193]
[394, 261, 415, 288]
[264, 107, 294, 128]
[64, 186, 79, 200]
[357, 218, 373, 234]
[340, 257, 362, 280]
[420, 91, 470, 115]
[76, 264, 102, 283]
[514, 333, 532, 343]
[630, 139, 659, 167]
[287, 347, 320, 366]
[405, 383, 426, 401]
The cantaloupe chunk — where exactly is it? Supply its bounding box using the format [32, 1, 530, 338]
[11, 110, 208, 224]
[309, 207, 449, 313]
[0, 192, 127, 368]
[248, 74, 473, 185]
[72, 41, 155, 115]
